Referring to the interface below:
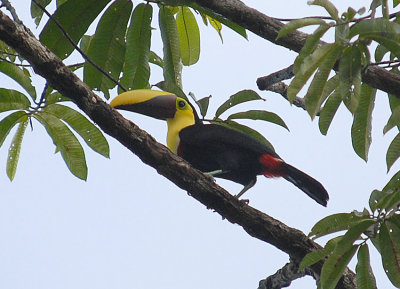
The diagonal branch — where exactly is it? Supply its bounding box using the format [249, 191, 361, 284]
[193, 0, 400, 98]
[0, 10, 355, 289]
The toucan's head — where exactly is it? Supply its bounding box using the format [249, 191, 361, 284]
[110, 89, 190, 119]
[110, 89, 196, 153]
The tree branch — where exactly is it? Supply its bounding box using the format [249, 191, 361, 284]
[193, 0, 400, 98]
[0, 10, 356, 289]
[257, 65, 294, 89]
[258, 259, 311, 289]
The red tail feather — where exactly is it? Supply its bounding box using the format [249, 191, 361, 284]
[258, 154, 285, 178]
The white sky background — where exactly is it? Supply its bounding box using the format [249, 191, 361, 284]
[0, 0, 397, 288]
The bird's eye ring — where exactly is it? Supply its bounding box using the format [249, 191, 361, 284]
[178, 100, 186, 108]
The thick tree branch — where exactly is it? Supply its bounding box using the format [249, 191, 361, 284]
[0, 10, 355, 289]
[193, 0, 400, 98]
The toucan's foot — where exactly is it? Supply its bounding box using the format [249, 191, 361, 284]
[235, 178, 257, 199]
[237, 198, 249, 206]
[205, 169, 225, 177]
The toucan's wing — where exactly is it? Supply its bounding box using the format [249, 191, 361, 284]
[179, 124, 279, 158]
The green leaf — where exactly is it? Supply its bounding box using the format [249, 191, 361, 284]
[379, 222, 400, 287]
[31, 0, 51, 26]
[0, 62, 36, 99]
[34, 112, 87, 180]
[382, 170, 400, 194]
[335, 219, 376, 253]
[159, 6, 182, 89]
[370, 171, 400, 212]
[320, 245, 358, 289]
[374, 187, 400, 213]
[6, 115, 28, 181]
[299, 249, 328, 271]
[358, 42, 371, 67]
[309, 0, 339, 21]
[369, 189, 387, 212]
[43, 104, 109, 158]
[120, 4, 153, 91]
[294, 24, 330, 73]
[375, 44, 389, 62]
[350, 19, 400, 38]
[153, 80, 188, 101]
[215, 90, 262, 118]
[176, 7, 200, 66]
[339, 46, 362, 112]
[207, 16, 223, 42]
[0, 111, 28, 147]
[305, 44, 342, 119]
[384, 105, 400, 134]
[390, 214, 400, 229]
[349, 19, 400, 59]
[318, 87, 342, 135]
[388, 69, 400, 132]
[45, 92, 70, 105]
[0, 89, 30, 113]
[195, 95, 211, 118]
[387, 133, 400, 171]
[351, 84, 376, 161]
[214, 120, 275, 152]
[80, 35, 93, 54]
[39, 0, 110, 59]
[309, 212, 368, 239]
[288, 44, 336, 102]
[84, 0, 132, 95]
[227, 110, 289, 130]
[57, 0, 67, 7]
[277, 18, 326, 39]
[149, 51, 164, 68]
[190, 3, 247, 39]
[356, 244, 377, 289]
[364, 35, 400, 60]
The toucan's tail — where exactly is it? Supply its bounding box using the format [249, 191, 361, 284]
[282, 163, 329, 207]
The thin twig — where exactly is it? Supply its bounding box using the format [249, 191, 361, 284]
[273, 15, 333, 22]
[37, 82, 49, 107]
[274, 11, 399, 24]
[0, 0, 22, 24]
[31, 0, 127, 92]
[369, 59, 400, 67]
[0, 51, 19, 57]
[257, 65, 294, 89]
[0, 56, 31, 67]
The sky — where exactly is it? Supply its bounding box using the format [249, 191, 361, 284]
[0, 1, 397, 289]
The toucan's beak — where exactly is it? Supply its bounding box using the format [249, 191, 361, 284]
[110, 89, 177, 120]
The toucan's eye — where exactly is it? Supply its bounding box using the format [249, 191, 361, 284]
[178, 100, 186, 109]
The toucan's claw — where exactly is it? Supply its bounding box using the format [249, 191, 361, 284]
[235, 178, 257, 199]
[238, 198, 250, 206]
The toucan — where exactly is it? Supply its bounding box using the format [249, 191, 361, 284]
[110, 89, 329, 206]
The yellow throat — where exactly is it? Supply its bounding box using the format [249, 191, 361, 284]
[166, 98, 195, 153]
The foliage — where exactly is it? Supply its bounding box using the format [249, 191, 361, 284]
[1, 0, 400, 288]
[278, 0, 400, 287]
